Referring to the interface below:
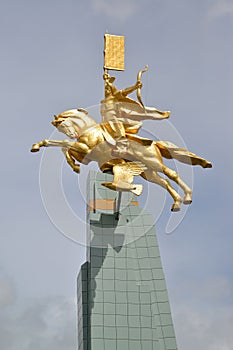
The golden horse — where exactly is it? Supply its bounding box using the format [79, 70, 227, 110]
[31, 108, 212, 211]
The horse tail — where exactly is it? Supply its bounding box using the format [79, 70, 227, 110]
[156, 141, 212, 168]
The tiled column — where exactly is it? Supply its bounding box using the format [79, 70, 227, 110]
[77, 171, 178, 350]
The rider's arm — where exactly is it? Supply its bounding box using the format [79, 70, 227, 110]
[120, 81, 142, 97]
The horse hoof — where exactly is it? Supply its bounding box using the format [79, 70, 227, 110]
[171, 202, 181, 212]
[183, 193, 192, 205]
[31, 144, 40, 152]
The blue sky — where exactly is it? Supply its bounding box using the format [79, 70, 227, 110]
[1, 0, 233, 349]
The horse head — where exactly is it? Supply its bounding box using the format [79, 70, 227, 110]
[52, 108, 97, 139]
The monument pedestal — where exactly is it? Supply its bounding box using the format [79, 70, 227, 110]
[77, 171, 178, 350]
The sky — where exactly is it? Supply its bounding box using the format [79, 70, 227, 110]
[1, 0, 233, 349]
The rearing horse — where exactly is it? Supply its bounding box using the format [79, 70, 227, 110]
[31, 108, 212, 211]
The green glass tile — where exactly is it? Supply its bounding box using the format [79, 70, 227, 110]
[91, 326, 104, 338]
[103, 279, 114, 291]
[116, 291, 127, 303]
[152, 269, 164, 280]
[95, 278, 103, 291]
[140, 316, 151, 328]
[127, 259, 137, 269]
[150, 257, 162, 268]
[83, 339, 88, 350]
[104, 302, 115, 315]
[164, 337, 177, 349]
[104, 314, 116, 326]
[152, 327, 162, 339]
[135, 237, 147, 248]
[158, 302, 171, 314]
[153, 340, 162, 349]
[160, 314, 173, 326]
[104, 327, 117, 339]
[116, 315, 128, 326]
[162, 326, 175, 338]
[156, 291, 169, 302]
[140, 304, 151, 316]
[93, 290, 104, 303]
[117, 339, 129, 350]
[83, 327, 88, 339]
[128, 303, 140, 315]
[92, 302, 104, 314]
[90, 267, 102, 278]
[131, 226, 145, 238]
[129, 327, 141, 340]
[115, 232, 127, 243]
[91, 247, 103, 256]
[101, 215, 116, 225]
[81, 292, 88, 304]
[82, 314, 88, 327]
[139, 292, 151, 304]
[141, 340, 153, 350]
[115, 258, 126, 269]
[127, 280, 138, 292]
[141, 327, 153, 340]
[139, 269, 153, 281]
[91, 256, 104, 267]
[103, 269, 114, 280]
[128, 315, 140, 327]
[153, 279, 166, 291]
[151, 302, 159, 315]
[146, 236, 159, 249]
[81, 280, 88, 292]
[142, 214, 155, 225]
[115, 269, 127, 280]
[104, 256, 114, 268]
[116, 326, 129, 339]
[82, 303, 88, 315]
[136, 247, 149, 258]
[115, 280, 127, 291]
[105, 339, 117, 350]
[116, 303, 127, 315]
[127, 291, 139, 304]
[129, 340, 141, 350]
[91, 338, 104, 349]
[91, 314, 104, 326]
[138, 259, 151, 269]
[104, 291, 115, 303]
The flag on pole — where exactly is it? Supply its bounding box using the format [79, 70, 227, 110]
[104, 34, 125, 71]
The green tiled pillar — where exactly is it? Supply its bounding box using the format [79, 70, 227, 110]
[77, 171, 178, 350]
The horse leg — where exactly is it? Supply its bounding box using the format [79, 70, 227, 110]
[62, 148, 80, 173]
[141, 170, 183, 211]
[31, 139, 90, 154]
[161, 165, 192, 204]
[31, 139, 72, 152]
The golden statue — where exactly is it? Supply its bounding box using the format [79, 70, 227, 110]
[31, 34, 212, 212]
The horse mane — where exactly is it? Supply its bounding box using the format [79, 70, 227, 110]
[66, 109, 97, 134]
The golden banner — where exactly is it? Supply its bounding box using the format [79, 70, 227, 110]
[104, 34, 125, 71]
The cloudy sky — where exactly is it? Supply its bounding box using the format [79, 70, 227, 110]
[1, 0, 233, 349]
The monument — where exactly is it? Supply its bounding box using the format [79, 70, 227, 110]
[31, 34, 212, 349]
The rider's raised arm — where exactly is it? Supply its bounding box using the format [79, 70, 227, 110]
[119, 81, 142, 97]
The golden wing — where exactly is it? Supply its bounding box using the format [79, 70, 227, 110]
[113, 161, 147, 185]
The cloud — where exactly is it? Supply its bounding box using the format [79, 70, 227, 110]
[0, 297, 76, 350]
[91, 0, 139, 21]
[0, 273, 16, 307]
[174, 305, 233, 350]
[171, 275, 233, 349]
[207, 0, 233, 20]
